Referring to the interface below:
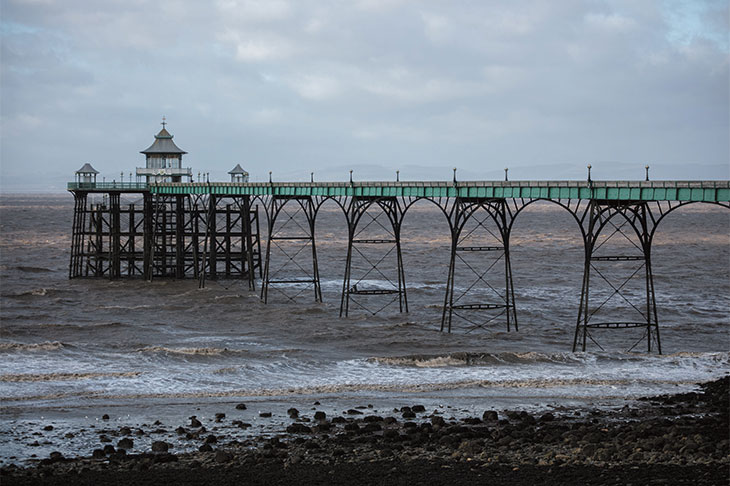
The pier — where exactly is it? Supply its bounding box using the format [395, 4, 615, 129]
[68, 178, 730, 354]
[65, 121, 730, 353]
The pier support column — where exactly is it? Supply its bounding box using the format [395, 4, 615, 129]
[175, 195, 186, 279]
[196, 195, 262, 289]
[440, 198, 517, 333]
[143, 193, 154, 280]
[69, 192, 88, 278]
[241, 196, 260, 291]
[108, 193, 121, 279]
[261, 196, 322, 303]
[573, 200, 661, 354]
[340, 197, 407, 317]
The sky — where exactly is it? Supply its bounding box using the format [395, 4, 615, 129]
[1, 0, 728, 192]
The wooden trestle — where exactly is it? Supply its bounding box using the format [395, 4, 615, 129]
[69, 190, 261, 288]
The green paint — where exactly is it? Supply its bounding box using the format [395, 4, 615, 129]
[66, 181, 729, 203]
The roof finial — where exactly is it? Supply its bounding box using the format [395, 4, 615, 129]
[161, 116, 167, 128]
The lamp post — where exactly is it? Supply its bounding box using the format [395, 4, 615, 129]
[396, 170, 400, 182]
[587, 164, 592, 182]
[504, 168, 509, 182]
[645, 165, 650, 182]
[453, 168, 457, 183]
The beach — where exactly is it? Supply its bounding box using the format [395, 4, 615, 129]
[2, 376, 728, 485]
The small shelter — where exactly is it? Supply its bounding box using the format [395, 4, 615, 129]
[228, 164, 249, 183]
[75, 163, 99, 184]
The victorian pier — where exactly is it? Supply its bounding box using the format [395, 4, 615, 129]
[67, 122, 730, 354]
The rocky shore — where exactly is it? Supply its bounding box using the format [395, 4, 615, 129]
[2, 376, 728, 485]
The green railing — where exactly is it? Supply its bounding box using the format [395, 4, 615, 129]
[149, 180, 730, 202]
[68, 182, 148, 191]
[67, 180, 730, 202]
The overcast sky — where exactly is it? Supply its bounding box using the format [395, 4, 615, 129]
[1, 0, 728, 192]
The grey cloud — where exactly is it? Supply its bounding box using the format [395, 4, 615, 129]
[1, 0, 727, 192]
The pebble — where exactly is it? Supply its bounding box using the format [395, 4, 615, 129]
[483, 411, 499, 421]
[43, 425, 53, 431]
[215, 450, 232, 463]
[287, 408, 299, 418]
[190, 417, 202, 428]
[314, 411, 326, 421]
[117, 438, 133, 450]
[204, 434, 218, 444]
[215, 413, 226, 422]
[287, 423, 312, 434]
[259, 412, 272, 418]
[235, 403, 247, 410]
[151, 441, 170, 452]
[102, 414, 110, 420]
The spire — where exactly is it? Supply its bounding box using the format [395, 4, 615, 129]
[141, 118, 186, 154]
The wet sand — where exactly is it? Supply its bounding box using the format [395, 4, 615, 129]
[2, 376, 727, 485]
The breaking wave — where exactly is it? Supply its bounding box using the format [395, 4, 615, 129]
[0, 341, 66, 352]
[0, 376, 702, 402]
[0, 371, 141, 382]
[15, 266, 53, 273]
[137, 346, 251, 356]
[369, 352, 586, 367]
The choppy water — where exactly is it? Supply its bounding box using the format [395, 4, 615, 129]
[0, 193, 728, 462]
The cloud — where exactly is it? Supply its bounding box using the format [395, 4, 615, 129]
[0, 0, 727, 191]
[218, 29, 294, 61]
[216, 0, 292, 22]
[584, 12, 638, 32]
[290, 74, 341, 100]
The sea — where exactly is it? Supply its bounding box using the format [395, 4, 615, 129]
[1, 192, 728, 464]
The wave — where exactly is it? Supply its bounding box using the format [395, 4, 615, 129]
[98, 304, 153, 310]
[0, 341, 66, 352]
[0, 376, 705, 403]
[4, 288, 66, 299]
[137, 346, 251, 356]
[15, 266, 54, 273]
[0, 371, 141, 382]
[37, 322, 129, 330]
[369, 352, 586, 368]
